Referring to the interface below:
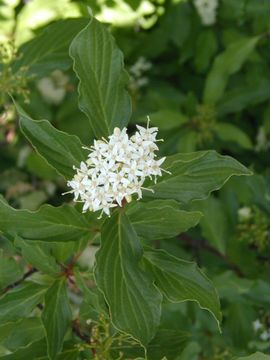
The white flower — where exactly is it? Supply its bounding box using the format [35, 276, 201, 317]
[64, 119, 167, 218]
[238, 207, 252, 221]
[255, 126, 270, 152]
[253, 319, 263, 332]
[260, 330, 270, 341]
[37, 70, 69, 105]
[129, 57, 152, 92]
[194, 0, 219, 26]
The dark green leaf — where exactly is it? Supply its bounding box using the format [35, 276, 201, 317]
[0, 198, 98, 243]
[0, 339, 47, 360]
[144, 151, 251, 204]
[42, 279, 72, 360]
[0, 317, 44, 351]
[194, 197, 230, 253]
[217, 80, 270, 115]
[15, 238, 61, 275]
[0, 283, 47, 323]
[143, 248, 222, 327]
[127, 200, 202, 240]
[70, 17, 132, 138]
[0, 251, 23, 291]
[194, 30, 218, 73]
[15, 102, 87, 179]
[95, 210, 162, 346]
[13, 19, 88, 76]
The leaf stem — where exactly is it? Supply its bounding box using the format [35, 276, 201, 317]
[179, 234, 244, 277]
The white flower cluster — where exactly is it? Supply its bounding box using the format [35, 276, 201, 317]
[238, 206, 252, 222]
[253, 319, 270, 341]
[129, 57, 152, 92]
[194, 0, 219, 26]
[65, 121, 166, 217]
[255, 126, 270, 152]
[37, 70, 69, 105]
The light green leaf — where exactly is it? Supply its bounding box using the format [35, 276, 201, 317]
[15, 102, 87, 179]
[70, 17, 132, 138]
[95, 210, 162, 346]
[143, 248, 222, 327]
[13, 19, 88, 76]
[235, 353, 270, 360]
[0, 198, 98, 243]
[203, 37, 260, 104]
[216, 123, 253, 149]
[144, 151, 251, 203]
[42, 279, 72, 360]
[0, 317, 44, 351]
[0, 250, 23, 291]
[127, 200, 202, 240]
[0, 283, 47, 323]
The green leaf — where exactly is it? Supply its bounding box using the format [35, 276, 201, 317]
[70, 17, 132, 138]
[0, 250, 23, 291]
[15, 102, 87, 179]
[127, 200, 202, 240]
[143, 248, 222, 327]
[144, 151, 251, 204]
[0, 317, 44, 351]
[194, 30, 218, 73]
[0, 339, 47, 360]
[194, 196, 230, 253]
[146, 329, 188, 360]
[0, 283, 47, 323]
[42, 279, 72, 360]
[75, 270, 108, 321]
[226, 302, 256, 348]
[15, 238, 61, 275]
[95, 210, 162, 346]
[147, 110, 188, 130]
[235, 353, 270, 360]
[215, 123, 253, 149]
[203, 37, 260, 104]
[217, 80, 270, 115]
[0, 198, 98, 243]
[119, 329, 189, 359]
[13, 19, 88, 76]
[0, 339, 79, 360]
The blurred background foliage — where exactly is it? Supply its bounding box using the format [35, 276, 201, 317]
[0, 0, 270, 359]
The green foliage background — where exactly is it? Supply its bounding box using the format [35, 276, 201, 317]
[0, 0, 270, 359]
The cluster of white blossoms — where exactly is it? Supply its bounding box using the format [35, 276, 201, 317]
[255, 126, 270, 152]
[129, 57, 152, 92]
[253, 319, 270, 341]
[194, 0, 219, 26]
[65, 120, 166, 217]
[37, 70, 69, 105]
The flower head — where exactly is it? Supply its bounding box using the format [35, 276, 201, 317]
[194, 0, 219, 26]
[64, 120, 166, 218]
